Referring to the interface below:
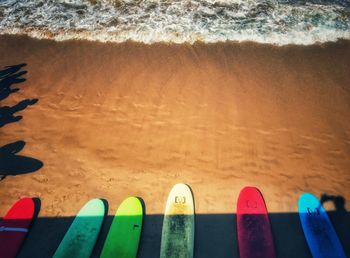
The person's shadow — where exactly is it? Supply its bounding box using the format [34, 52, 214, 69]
[0, 63, 26, 79]
[0, 98, 39, 127]
[0, 65, 27, 101]
[320, 194, 347, 212]
[0, 63, 43, 181]
[0, 141, 43, 179]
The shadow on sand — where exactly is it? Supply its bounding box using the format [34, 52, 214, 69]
[0, 194, 347, 258]
[0, 64, 43, 180]
[0, 141, 43, 176]
[0, 98, 39, 128]
[0, 64, 27, 101]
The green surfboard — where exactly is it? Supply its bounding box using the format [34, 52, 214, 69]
[160, 183, 195, 258]
[100, 196, 143, 258]
[53, 199, 105, 258]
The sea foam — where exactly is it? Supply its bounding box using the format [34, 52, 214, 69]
[0, 0, 349, 45]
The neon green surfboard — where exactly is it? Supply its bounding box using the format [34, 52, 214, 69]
[100, 197, 143, 258]
[53, 199, 105, 258]
[160, 183, 195, 258]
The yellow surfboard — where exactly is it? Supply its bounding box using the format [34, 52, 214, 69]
[160, 183, 195, 258]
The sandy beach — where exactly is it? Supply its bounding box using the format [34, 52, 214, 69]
[0, 35, 350, 257]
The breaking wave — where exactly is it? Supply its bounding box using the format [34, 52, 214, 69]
[0, 0, 350, 45]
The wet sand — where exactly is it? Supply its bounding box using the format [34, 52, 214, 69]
[0, 35, 350, 257]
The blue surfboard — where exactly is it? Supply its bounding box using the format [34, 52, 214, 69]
[298, 193, 346, 258]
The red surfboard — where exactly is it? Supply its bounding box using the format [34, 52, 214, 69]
[0, 198, 35, 258]
[236, 187, 276, 258]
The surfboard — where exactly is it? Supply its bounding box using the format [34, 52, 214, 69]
[53, 199, 105, 258]
[298, 193, 346, 258]
[160, 183, 195, 258]
[0, 197, 35, 258]
[100, 196, 143, 258]
[236, 186, 276, 258]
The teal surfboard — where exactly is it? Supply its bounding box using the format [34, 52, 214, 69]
[100, 197, 143, 258]
[53, 199, 106, 258]
[298, 193, 346, 258]
[160, 183, 195, 258]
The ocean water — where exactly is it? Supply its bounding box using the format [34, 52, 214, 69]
[0, 0, 349, 45]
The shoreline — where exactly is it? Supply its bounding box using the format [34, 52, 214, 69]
[2, 33, 350, 48]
